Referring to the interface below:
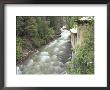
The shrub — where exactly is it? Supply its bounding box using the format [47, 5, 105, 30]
[16, 46, 22, 61]
[32, 38, 41, 48]
[16, 37, 24, 60]
[67, 23, 94, 74]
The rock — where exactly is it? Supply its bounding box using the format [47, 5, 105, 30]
[59, 62, 65, 67]
[61, 71, 67, 74]
[65, 62, 70, 67]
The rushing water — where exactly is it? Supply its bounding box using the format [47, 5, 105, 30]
[17, 29, 72, 74]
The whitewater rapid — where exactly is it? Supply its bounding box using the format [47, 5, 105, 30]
[17, 28, 72, 74]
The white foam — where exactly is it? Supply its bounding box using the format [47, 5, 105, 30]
[40, 56, 50, 62]
[40, 52, 49, 56]
[60, 30, 70, 39]
[51, 55, 57, 60]
[48, 40, 57, 47]
[59, 51, 63, 54]
[70, 28, 77, 33]
[16, 67, 22, 74]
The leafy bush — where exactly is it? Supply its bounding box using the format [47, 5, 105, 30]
[16, 37, 24, 60]
[48, 28, 55, 36]
[67, 23, 94, 74]
[16, 46, 22, 61]
[32, 38, 41, 48]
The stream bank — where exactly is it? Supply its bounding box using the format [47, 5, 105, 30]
[17, 29, 72, 74]
[16, 36, 60, 65]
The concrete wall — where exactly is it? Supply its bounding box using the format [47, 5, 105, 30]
[71, 33, 77, 49]
[70, 24, 88, 49]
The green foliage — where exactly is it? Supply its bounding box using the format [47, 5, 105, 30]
[16, 16, 64, 61]
[37, 20, 48, 38]
[32, 37, 46, 48]
[24, 17, 38, 37]
[16, 16, 25, 36]
[32, 38, 41, 48]
[16, 16, 37, 37]
[47, 28, 55, 39]
[49, 16, 63, 34]
[66, 16, 83, 29]
[16, 37, 24, 60]
[67, 21, 94, 74]
[16, 46, 22, 61]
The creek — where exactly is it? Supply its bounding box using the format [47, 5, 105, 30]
[17, 28, 72, 74]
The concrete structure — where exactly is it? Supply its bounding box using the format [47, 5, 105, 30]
[70, 28, 78, 49]
[70, 17, 93, 49]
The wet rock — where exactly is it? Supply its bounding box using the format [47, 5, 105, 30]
[59, 62, 65, 67]
[53, 61, 59, 66]
[61, 71, 67, 74]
